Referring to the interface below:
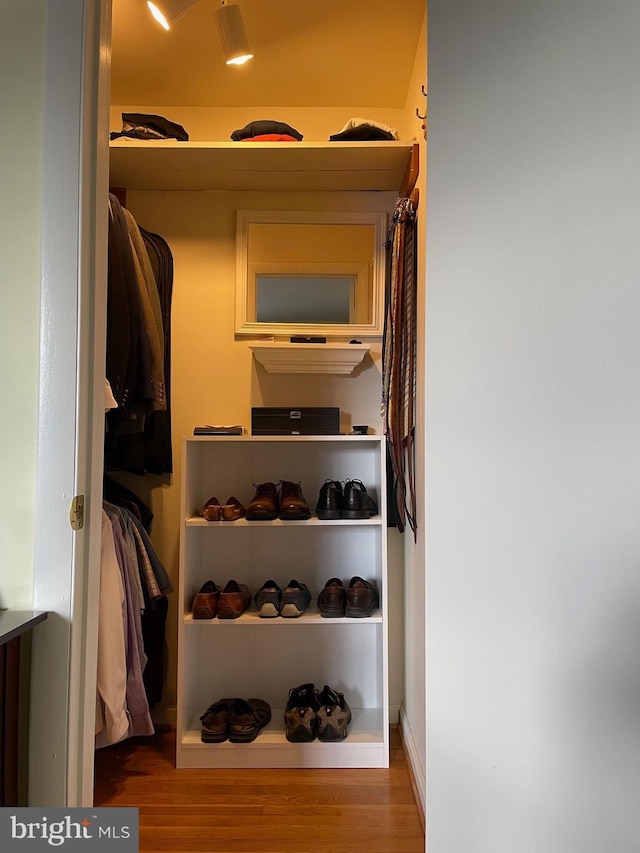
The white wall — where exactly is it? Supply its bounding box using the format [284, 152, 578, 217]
[0, 1, 46, 608]
[399, 9, 427, 814]
[427, 1, 640, 851]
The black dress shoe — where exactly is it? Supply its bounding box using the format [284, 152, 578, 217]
[254, 579, 283, 618]
[281, 579, 312, 617]
[343, 479, 378, 519]
[316, 479, 343, 520]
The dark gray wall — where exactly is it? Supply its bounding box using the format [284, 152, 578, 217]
[427, 1, 640, 850]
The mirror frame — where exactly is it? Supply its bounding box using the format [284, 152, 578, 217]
[235, 210, 388, 337]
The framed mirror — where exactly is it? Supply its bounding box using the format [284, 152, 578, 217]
[235, 210, 387, 337]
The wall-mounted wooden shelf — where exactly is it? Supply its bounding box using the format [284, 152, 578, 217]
[249, 342, 370, 374]
[109, 140, 418, 193]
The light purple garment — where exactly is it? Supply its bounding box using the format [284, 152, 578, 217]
[106, 507, 154, 738]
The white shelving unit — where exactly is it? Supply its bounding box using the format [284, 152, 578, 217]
[176, 435, 388, 769]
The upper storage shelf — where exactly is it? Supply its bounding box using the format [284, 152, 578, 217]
[109, 140, 418, 193]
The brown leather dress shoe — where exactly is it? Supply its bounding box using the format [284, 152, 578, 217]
[317, 577, 346, 617]
[192, 580, 221, 619]
[345, 576, 379, 617]
[200, 496, 221, 521]
[245, 482, 279, 520]
[217, 580, 252, 618]
[221, 496, 246, 521]
[279, 480, 311, 520]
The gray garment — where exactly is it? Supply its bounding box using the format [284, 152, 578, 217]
[104, 506, 154, 738]
[128, 512, 172, 595]
[105, 503, 147, 671]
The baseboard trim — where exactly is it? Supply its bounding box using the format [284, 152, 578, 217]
[151, 704, 177, 727]
[399, 706, 425, 830]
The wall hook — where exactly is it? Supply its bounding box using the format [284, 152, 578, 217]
[417, 85, 427, 140]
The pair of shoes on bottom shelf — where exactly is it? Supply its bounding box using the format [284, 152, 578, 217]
[284, 683, 352, 742]
[200, 697, 271, 743]
[317, 576, 379, 618]
[254, 579, 312, 618]
[191, 580, 251, 619]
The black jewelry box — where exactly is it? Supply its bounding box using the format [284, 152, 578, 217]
[251, 407, 340, 436]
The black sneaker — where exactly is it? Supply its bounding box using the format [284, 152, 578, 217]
[281, 579, 312, 617]
[254, 579, 283, 618]
[284, 683, 318, 742]
[316, 479, 343, 520]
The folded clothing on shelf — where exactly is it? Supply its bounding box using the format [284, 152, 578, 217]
[193, 425, 243, 435]
[110, 112, 189, 141]
[246, 134, 300, 142]
[329, 117, 397, 142]
[230, 120, 303, 141]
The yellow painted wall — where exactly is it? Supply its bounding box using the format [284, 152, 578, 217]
[0, 1, 46, 608]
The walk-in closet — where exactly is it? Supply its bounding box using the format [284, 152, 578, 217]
[94, 1, 427, 848]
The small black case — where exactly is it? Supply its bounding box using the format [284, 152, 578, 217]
[251, 407, 340, 436]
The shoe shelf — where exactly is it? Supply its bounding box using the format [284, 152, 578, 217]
[185, 515, 383, 527]
[180, 709, 386, 769]
[183, 604, 383, 625]
[177, 435, 388, 770]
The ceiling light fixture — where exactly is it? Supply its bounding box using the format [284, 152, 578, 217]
[148, 0, 254, 66]
[216, 1, 254, 66]
[147, 0, 200, 30]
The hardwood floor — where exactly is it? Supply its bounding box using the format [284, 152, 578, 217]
[94, 726, 424, 853]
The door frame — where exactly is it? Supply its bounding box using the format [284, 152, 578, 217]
[29, 0, 112, 806]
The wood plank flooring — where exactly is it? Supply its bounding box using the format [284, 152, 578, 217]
[94, 726, 424, 853]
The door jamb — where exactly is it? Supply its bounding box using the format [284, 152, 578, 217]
[29, 0, 111, 807]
